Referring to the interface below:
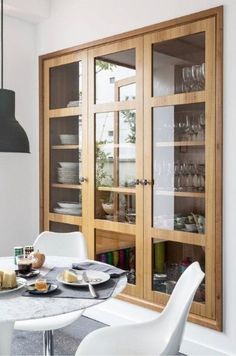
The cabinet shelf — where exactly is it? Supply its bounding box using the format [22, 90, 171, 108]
[155, 141, 205, 147]
[155, 190, 205, 198]
[49, 107, 82, 118]
[51, 145, 81, 150]
[151, 227, 205, 247]
[95, 219, 136, 235]
[49, 212, 82, 225]
[97, 186, 136, 195]
[51, 183, 82, 190]
[150, 91, 206, 108]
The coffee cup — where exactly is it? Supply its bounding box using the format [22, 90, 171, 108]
[16, 255, 35, 275]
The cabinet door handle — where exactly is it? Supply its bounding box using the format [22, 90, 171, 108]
[140, 179, 152, 186]
[135, 179, 141, 185]
[79, 176, 87, 183]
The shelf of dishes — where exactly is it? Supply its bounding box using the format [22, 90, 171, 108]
[100, 202, 136, 224]
[96, 247, 135, 285]
[152, 240, 205, 303]
[152, 270, 205, 303]
[154, 213, 205, 234]
[56, 162, 81, 185]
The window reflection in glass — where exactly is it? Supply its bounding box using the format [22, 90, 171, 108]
[95, 49, 136, 103]
[95, 111, 136, 188]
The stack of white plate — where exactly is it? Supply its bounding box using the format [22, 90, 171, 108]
[54, 201, 82, 216]
[57, 162, 79, 184]
[59, 134, 78, 145]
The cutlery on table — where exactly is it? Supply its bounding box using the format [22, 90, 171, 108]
[82, 271, 97, 298]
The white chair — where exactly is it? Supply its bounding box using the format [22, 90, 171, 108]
[15, 231, 88, 356]
[76, 261, 205, 356]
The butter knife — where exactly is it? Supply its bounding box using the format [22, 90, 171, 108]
[82, 271, 97, 298]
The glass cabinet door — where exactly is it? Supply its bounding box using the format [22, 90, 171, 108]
[43, 52, 88, 234]
[144, 18, 216, 321]
[88, 38, 144, 297]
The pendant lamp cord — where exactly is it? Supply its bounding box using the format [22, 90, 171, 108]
[1, 0, 3, 89]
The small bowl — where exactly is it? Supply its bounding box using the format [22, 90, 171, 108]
[126, 213, 136, 224]
[185, 223, 197, 232]
[102, 203, 114, 215]
[59, 134, 78, 145]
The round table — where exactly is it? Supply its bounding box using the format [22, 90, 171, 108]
[0, 256, 126, 355]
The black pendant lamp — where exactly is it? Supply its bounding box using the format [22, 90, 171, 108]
[0, 0, 30, 153]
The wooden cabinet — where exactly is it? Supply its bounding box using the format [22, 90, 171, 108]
[40, 7, 222, 330]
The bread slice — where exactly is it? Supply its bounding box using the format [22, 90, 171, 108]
[0, 269, 17, 289]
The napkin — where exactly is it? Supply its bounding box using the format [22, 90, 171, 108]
[72, 262, 127, 278]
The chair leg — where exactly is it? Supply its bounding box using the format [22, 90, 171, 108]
[43, 330, 54, 356]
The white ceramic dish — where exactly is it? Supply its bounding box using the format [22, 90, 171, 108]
[0, 277, 26, 294]
[57, 201, 82, 209]
[59, 134, 78, 145]
[54, 207, 82, 216]
[102, 203, 114, 215]
[185, 223, 197, 232]
[58, 162, 79, 169]
[57, 270, 110, 286]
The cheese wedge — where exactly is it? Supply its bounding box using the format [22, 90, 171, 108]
[63, 270, 80, 283]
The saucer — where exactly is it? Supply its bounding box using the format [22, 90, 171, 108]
[15, 269, 40, 278]
[27, 283, 58, 295]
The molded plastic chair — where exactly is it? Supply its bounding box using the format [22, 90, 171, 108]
[15, 231, 88, 356]
[76, 262, 204, 356]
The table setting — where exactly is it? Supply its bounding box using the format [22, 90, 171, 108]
[0, 254, 127, 355]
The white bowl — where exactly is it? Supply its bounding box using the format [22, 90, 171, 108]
[185, 223, 197, 232]
[102, 203, 114, 215]
[59, 134, 78, 145]
[57, 201, 82, 209]
[58, 162, 79, 169]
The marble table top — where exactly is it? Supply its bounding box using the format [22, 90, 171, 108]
[0, 256, 127, 322]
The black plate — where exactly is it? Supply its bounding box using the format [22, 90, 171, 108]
[27, 283, 58, 295]
[15, 269, 40, 278]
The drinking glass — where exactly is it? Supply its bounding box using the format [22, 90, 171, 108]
[199, 112, 205, 140]
[182, 66, 193, 92]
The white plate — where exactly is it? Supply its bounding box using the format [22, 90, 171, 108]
[57, 201, 82, 209]
[57, 270, 110, 286]
[59, 134, 78, 145]
[54, 207, 82, 216]
[0, 277, 26, 294]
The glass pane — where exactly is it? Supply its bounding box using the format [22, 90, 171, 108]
[153, 33, 205, 96]
[153, 104, 205, 234]
[152, 239, 205, 303]
[95, 229, 136, 285]
[50, 61, 82, 109]
[95, 49, 136, 104]
[95, 111, 136, 188]
[50, 116, 83, 216]
[50, 221, 80, 232]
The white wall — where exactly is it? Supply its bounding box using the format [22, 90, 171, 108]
[37, 0, 236, 354]
[0, 16, 39, 256]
